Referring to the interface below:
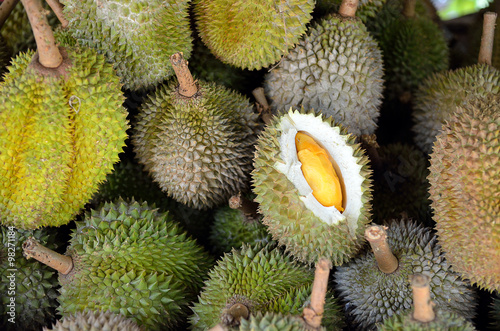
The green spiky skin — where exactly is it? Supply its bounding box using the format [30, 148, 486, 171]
[428, 96, 500, 292]
[264, 14, 384, 136]
[335, 219, 476, 330]
[378, 308, 476, 330]
[43, 310, 142, 331]
[238, 312, 323, 331]
[58, 199, 213, 330]
[0, 226, 59, 331]
[189, 243, 343, 330]
[209, 205, 272, 256]
[132, 78, 260, 210]
[371, 143, 432, 225]
[252, 109, 373, 265]
[61, 0, 193, 91]
[313, 0, 387, 23]
[412, 64, 500, 154]
[193, 0, 314, 70]
[0, 47, 129, 230]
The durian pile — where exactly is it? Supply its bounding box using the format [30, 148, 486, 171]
[0, 0, 498, 329]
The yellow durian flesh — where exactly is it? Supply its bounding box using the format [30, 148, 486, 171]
[295, 131, 344, 212]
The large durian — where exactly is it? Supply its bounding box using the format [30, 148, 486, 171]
[23, 199, 213, 330]
[60, 0, 193, 90]
[264, 0, 384, 136]
[193, 0, 314, 70]
[132, 52, 260, 210]
[43, 310, 142, 331]
[428, 94, 500, 292]
[252, 109, 372, 265]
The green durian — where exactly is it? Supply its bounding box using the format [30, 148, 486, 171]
[335, 219, 476, 330]
[0, 47, 129, 229]
[252, 109, 373, 265]
[428, 95, 500, 292]
[0, 226, 59, 331]
[313, 0, 387, 23]
[43, 310, 142, 331]
[193, 0, 315, 70]
[60, 0, 193, 90]
[23, 199, 213, 330]
[132, 53, 260, 210]
[264, 5, 384, 136]
[238, 312, 322, 331]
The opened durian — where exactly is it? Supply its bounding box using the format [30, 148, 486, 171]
[264, 0, 384, 136]
[43, 310, 142, 331]
[252, 109, 372, 265]
[23, 199, 213, 330]
[193, 0, 314, 70]
[428, 94, 500, 292]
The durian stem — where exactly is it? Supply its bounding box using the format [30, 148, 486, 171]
[22, 236, 73, 275]
[360, 134, 383, 172]
[0, 0, 19, 29]
[21, 0, 62, 67]
[208, 325, 227, 331]
[303, 258, 332, 329]
[44, 0, 68, 28]
[170, 52, 198, 98]
[229, 192, 260, 221]
[402, 0, 417, 18]
[410, 274, 436, 323]
[338, 0, 359, 18]
[252, 87, 272, 125]
[221, 303, 249, 327]
[365, 225, 399, 274]
[478, 12, 497, 65]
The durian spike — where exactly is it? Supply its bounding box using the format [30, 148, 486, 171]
[22, 236, 73, 274]
[229, 192, 261, 222]
[338, 0, 359, 18]
[44, 0, 68, 28]
[170, 52, 198, 98]
[252, 87, 272, 125]
[478, 12, 497, 65]
[21, 0, 62, 67]
[220, 303, 249, 327]
[303, 258, 332, 329]
[0, 0, 19, 28]
[410, 273, 436, 323]
[402, 0, 417, 18]
[365, 225, 399, 274]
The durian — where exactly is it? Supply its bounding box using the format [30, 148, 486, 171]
[193, 0, 315, 70]
[22, 199, 213, 330]
[132, 52, 260, 210]
[252, 109, 372, 265]
[43, 310, 142, 331]
[264, 0, 385, 136]
[428, 94, 500, 292]
[335, 220, 476, 330]
[60, 0, 193, 90]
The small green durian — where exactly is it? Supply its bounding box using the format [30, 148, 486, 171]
[43, 310, 142, 331]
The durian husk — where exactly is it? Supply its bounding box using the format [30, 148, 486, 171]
[43, 310, 142, 331]
[378, 308, 476, 330]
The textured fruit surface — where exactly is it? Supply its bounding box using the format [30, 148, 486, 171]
[335, 219, 476, 330]
[264, 14, 384, 136]
[252, 109, 372, 265]
[379, 308, 476, 330]
[0, 48, 129, 229]
[43, 310, 142, 331]
[132, 78, 260, 210]
[238, 312, 319, 331]
[0, 227, 59, 331]
[428, 96, 500, 292]
[193, 0, 314, 70]
[61, 0, 193, 90]
[58, 199, 213, 329]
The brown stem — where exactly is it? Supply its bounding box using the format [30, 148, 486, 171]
[402, 0, 417, 18]
[208, 324, 227, 331]
[21, 0, 62, 67]
[338, 0, 359, 18]
[0, 0, 19, 29]
[252, 87, 272, 125]
[478, 12, 497, 65]
[170, 52, 198, 97]
[410, 274, 435, 323]
[365, 225, 399, 274]
[303, 258, 332, 329]
[220, 303, 249, 327]
[229, 192, 260, 221]
[22, 237, 73, 274]
[44, 0, 68, 28]
[360, 134, 383, 172]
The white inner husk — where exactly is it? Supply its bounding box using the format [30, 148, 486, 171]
[274, 110, 363, 231]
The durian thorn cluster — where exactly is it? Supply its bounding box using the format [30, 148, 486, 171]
[410, 274, 436, 323]
[170, 52, 199, 98]
[22, 236, 73, 274]
[365, 225, 399, 274]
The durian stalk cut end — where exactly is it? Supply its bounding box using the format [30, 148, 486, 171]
[410, 274, 436, 323]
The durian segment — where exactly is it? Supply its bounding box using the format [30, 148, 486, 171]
[0, 48, 129, 229]
[61, 0, 193, 90]
[252, 109, 372, 265]
[378, 308, 476, 330]
[193, 0, 314, 70]
[43, 310, 142, 331]
[428, 95, 500, 292]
